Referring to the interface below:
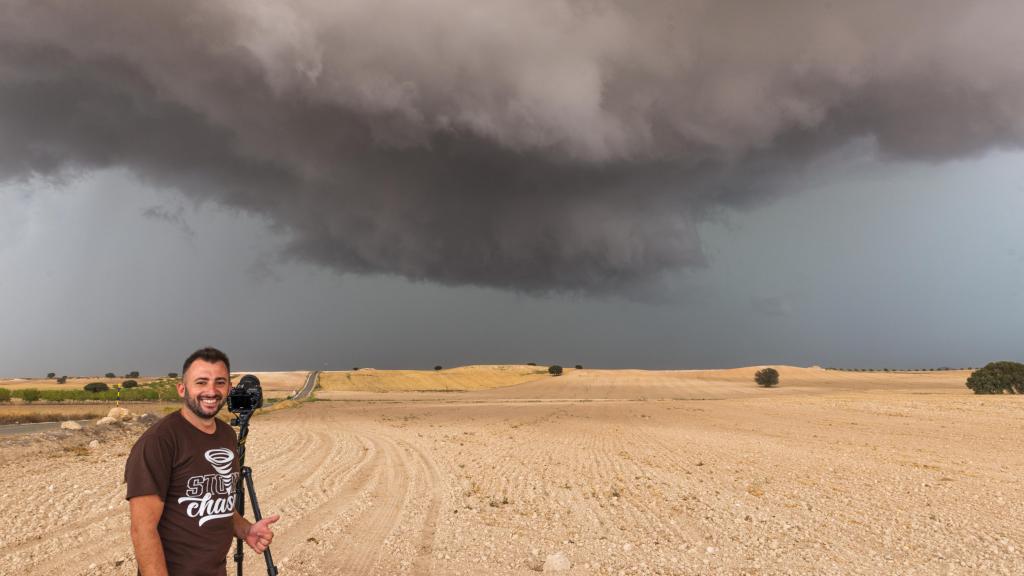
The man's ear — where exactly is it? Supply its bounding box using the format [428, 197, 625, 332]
[177, 380, 186, 398]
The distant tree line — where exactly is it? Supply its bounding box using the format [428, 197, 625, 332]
[825, 367, 973, 372]
[0, 378, 181, 403]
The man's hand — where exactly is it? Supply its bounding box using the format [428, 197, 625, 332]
[244, 514, 280, 553]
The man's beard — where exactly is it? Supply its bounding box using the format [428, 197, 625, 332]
[184, 388, 225, 420]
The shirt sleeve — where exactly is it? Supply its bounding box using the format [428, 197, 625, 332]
[124, 432, 173, 501]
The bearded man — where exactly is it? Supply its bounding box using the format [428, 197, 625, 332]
[125, 347, 279, 575]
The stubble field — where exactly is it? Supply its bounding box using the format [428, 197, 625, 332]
[1, 366, 1021, 575]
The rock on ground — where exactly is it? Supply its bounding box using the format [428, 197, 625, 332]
[107, 407, 133, 421]
[543, 551, 571, 572]
[135, 413, 159, 427]
[95, 416, 118, 426]
[60, 420, 82, 430]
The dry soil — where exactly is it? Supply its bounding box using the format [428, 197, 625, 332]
[1, 366, 1021, 575]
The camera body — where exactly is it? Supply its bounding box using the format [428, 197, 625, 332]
[227, 374, 263, 414]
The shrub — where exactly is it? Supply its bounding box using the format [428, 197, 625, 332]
[0, 388, 10, 402]
[56, 376, 68, 384]
[755, 368, 780, 388]
[168, 372, 178, 378]
[105, 372, 116, 378]
[575, 364, 583, 369]
[128, 371, 140, 379]
[123, 387, 159, 401]
[548, 365, 563, 376]
[122, 380, 139, 388]
[352, 367, 360, 371]
[40, 389, 90, 402]
[47, 372, 56, 379]
[84, 382, 110, 393]
[157, 386, 180, 401]
[966, 361, 1024, 394]
[21, 388, 40, 402]
[527, 362, 537, 366]
[434, 365, 443, 371]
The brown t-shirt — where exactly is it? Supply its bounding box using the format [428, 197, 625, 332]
[125, 410, 239, 576]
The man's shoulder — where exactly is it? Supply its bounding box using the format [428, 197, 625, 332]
[214, 417, 237, 440]
[133, 410, 183, 443]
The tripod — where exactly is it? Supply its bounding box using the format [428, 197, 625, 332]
[232, 412, 279, 576]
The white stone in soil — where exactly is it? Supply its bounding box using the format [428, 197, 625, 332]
[543, 551, 571, 572]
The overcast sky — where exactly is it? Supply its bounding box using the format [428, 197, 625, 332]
[2, 1, 1023, 375]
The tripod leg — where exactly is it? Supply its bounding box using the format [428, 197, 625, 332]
[243, 467, 279, 576]
[235, 470, 246, 576]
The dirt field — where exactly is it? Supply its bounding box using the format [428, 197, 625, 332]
[0, 377, 164, 391]
[1, 367, 1021, 575]
[237, 371, 312, 399]
[319, 365, 551, 393]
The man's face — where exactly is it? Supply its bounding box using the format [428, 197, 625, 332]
[178, 359, 230, 420]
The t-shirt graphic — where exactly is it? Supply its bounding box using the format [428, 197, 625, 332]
[178, 448, 238, 526]
[125, 411, 240, 576]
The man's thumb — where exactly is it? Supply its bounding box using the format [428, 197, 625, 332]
[262, 514, 280, 525]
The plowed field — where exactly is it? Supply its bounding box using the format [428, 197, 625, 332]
[1, 367, 1021, 575]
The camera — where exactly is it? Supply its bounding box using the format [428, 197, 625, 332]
[227, 374, 264, 414]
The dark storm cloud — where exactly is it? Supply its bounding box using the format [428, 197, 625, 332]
[2, 1, 1023, 291]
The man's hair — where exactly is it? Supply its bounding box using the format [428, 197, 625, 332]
[182, 347, 231, 378]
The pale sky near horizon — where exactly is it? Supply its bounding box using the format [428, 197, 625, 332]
[2, 149, 1021, 377]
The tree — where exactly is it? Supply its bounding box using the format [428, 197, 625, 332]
[57, 376, 68, 384]
[548, 365, 563, 376]
[122, 380, 139, 388]
[84, 382, 110, 393]
[128, 371, 140, 379]
[168, 372, 178, 378]
[575, 364, 583, 370]
[965, 361, 1024, 394]
[21, 388, 40, 402]
[754, 368, 780, 388]
[434, 365, 443, 371]
[46, 372, 56, 379]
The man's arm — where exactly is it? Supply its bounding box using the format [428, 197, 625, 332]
[130, 495, 168, 576]
[233, 511, 280, 554]
[232, 511, 251, 542]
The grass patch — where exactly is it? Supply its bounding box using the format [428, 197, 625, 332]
[0, 411, 106, 425]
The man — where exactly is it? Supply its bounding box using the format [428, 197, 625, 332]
[125, 347, 279, 575]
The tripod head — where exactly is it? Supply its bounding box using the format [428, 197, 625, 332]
[228, 374, 263, 464]
[228, 374, 263, 419]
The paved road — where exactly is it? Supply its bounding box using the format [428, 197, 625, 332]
[293, 371, 319, 400]
[0, 419, 92, 437]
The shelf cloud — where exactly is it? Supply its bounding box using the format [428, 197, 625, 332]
[3, 1, 1023, 291]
